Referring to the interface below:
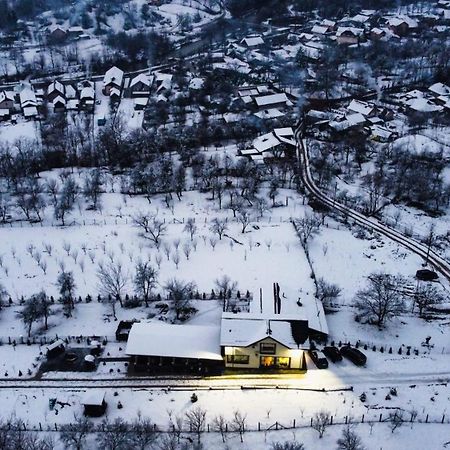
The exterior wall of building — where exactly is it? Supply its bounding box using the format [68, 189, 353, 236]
[223, 337, 304, 370]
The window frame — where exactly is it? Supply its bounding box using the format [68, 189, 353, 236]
[259, 342, 276, 354]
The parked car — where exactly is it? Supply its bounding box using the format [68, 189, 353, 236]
[416, 269, 438, 281]
[340, 346, 367, 366]
[323, 346, 342, 363]
[308, 350, 328, 369]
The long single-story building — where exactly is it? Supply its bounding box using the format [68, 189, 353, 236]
[126, 322, 224, 375]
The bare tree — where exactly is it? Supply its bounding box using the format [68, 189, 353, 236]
[336, 425, 365, 450]
[164, 278, 196, 321]
[354, 273, 405, 327]
[172, 251, 180, 269]
[294, 213, 321, 250]
[230, 410, 247, 443]
[183, 218, 197, 241]
[17, 294, 44, 337]
[0, 283, 7, 310]
[255, 196, 270, 218]
[237, 209, 251, 233]
[60, 416, 94, 450]
[185, 407, 207, 444]
[210, 217, 228, 240]
[215, 275, 237, 298]
[209, 236, 218, 250]
[182, 242, 192, 260]
[271, 442, 305, 450]
[96, 418, 131, 450]
[212, 414, 227, 443]
[97, 261, 129, 310]
[129, 415, 159, 450]
[134, 261, 158, 307]
[316, 278, 342, 308]
[413, 283, 444, 316]
[388, 410, 404, 433]
[311, 411, 330, 438]
[133, 212, 167, 246]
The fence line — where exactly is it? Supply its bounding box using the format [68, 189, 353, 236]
[3, 411, 449, 435]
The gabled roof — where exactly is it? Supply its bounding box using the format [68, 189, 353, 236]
[429, 82, 450, 96]
[241, 36, 264, 47]
[348, 99, 375, 116]
[52, 95, 66, 106]
[47, 80, 64, 96]
[311, 25, 328, 34]
[130, 73, 151, 88]
[336, 26, 364, 36]
[220, 317, 308, 349]
[80, 86, 94, 99]
[254, 93, 290, 107]
[386, 15, 418, 28]
[0, 91, 14, 103]
[20, 88, 37, 106]
[126, 322, 223, 361]
[103, 66, 124, 87]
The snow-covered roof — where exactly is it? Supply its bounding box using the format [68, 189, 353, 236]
[130, 73, 151, 88]
[23, 106, 38, 117]
[109, 87, 121, 98]
[80, 86, 95, 100]
[336, 26, 364, 36]
[253, 132, 283, 153]
[311, 25, 328, 34]
[429, 82, 450, 96]
[347, 112, 366, 125]
[223, 112, 241, 123]
[351, 14, 371, 23]
[134, 97, 148, 106]
[65, 84, 77, 99]
[241, 36, 264, 47]
[82, 391, 105, 406]
[254, 108, 285, 119]
[189, 77, 204, 90]
[407, 98, 443, 112]
[47, 80, 64, 96]
[321, 19, 336, 27]
[0, 109, 10, 117]
[387, 16, 418, 28]
[0, 91, 14, 103]
[254, 93, 290, 107]
[220, 318, 306, 349]
[103, 66, 124, 88]
[46, 339, 65, 352]
[20, 88, 37, 106]
[371, 125, 393, 139]
[126, 322, 223, 361]
[348, 99, 375, 116]
[52, 95, 66, 106]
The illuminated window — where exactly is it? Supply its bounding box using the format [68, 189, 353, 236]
[260, 356, 275, 367]
[226, 355, 249, 364]
[260, 343, 276, 354]
[275, 357, 290, 368]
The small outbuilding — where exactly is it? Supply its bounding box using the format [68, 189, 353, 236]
[46, 339, 65, 358]
[82, 391, 107, 417]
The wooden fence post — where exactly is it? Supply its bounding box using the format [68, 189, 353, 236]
[275, 422, 278, 430]
[345, 416, 348, 424]
[293, 419, 296, 428]
[442, 414, 445, 424]
[310, 417, 313, 427]
[379, 413, 382, 422]
[426, 414, 429, 423]
[258, 422, 260, 431]
[330, 416, 333, 425]
[361, 414, 364, 423]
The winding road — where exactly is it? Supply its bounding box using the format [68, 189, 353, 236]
[294, 128, 450, 282]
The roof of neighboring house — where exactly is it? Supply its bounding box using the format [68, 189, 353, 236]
[20, 88, 37, 106]
[348, 99, 375, 116]
[109, 87, 121, 98]
[429, 82, 450, 96]
[23, 106, 38, 117]
[254, 93, 290, 107]
[130, 73, 151, 88]
[311, 25, 329, 34]
[103, 66, 124, 88]
[47, 80, 64, 96]
[126, 322, 223, 361]
[189, 77, 204, 90]
[407, 98, 443, 112]
[0, 91, 15, 103]
[52, 95, 66, 105]
[386, 16, 418, 28]
[336, 26, 364, 36]
[321, 19, 336, 27]
[82, 391, 105, 406]
[241, 36, 264, 47]
[254, 108, 285, 119]
[371, 124, 393, 139]
[80, 86, 95, 99]
[65, 84, 77, 99]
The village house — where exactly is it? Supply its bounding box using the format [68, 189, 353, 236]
[102, 66, 124, 96]
[240, 35, 265, 48]
[386, 16, 418, 36]
[0, 91, 15, 120]
[19, 87, 38, 118]
[128, 73, 153, 97]
[79, 81, 95, 111]
[47, 80, 65, 102]
[254, 93, 292, 110]
[347, 99, 377, 117]
[336, 27, 365, 45]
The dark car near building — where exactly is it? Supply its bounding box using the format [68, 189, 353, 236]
[340, 346, 367, 366]
[323, 346, 342, 362]
[308, 350, 328, 369]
